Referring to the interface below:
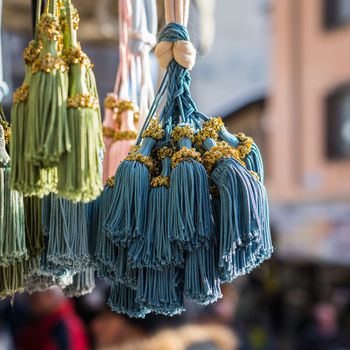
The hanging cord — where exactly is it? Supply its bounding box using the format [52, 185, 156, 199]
[128, 0, 157, 126]
[0, 0, 8, 102]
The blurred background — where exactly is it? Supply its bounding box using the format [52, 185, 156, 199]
[1, 0, 350, 349]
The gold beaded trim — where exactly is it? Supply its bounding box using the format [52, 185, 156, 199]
[67, 94, 99, 109]
[13, 84, 29, 103]
[125, 153, 155, 172]
[235, 132, 254, 159]
[194, 127, 218, 147]
[0, 120, 11, 145]
[202, 141, 242, 173]
[171, 125, 194, 142]
[113, 130, 137, 141]
[157, 147, 174, 160]
[203, 117, 224, 132]
[23, 41, 42, 65]
[38, 14, 62, 41]
[104, 94, 118, 109]
[142, 119, 164, 140]
[63, 47, 93, 68]
[31, 54, 68, 73]
[102, 127, 115, 139]
[105, 177, 115, 188]
[171, 148, 202, 168]
[249, 170, 260, 181]
[117, 100, 136, 113]
[60, 8, 80, 31]
[151, 175, 170, 188]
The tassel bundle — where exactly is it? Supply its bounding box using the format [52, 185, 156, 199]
[10, 0, 102, 202]
[102, 0, 273, 317]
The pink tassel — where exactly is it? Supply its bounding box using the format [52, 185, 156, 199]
[102, 94, 119, 183]
[107, 107, 138, 178]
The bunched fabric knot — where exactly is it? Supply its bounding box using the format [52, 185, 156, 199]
[155, 23, 196, 70]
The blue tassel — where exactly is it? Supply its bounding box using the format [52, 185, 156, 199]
[128, 155, 183, 270]
[108, 283, 149, 318]
[94, 181, 117, 277]
[46, 195, 90, 272]
[169, 135, 214, 250]
[104, 136, 156, 246]
[112, 247, 137, 289]
[184, 245, 222, 305]
[136, 267, 185, 316]
[202, 138, 268, 282]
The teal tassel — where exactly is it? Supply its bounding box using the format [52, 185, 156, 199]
[0, 125, 27, 267]
[108, 283, 149, 318]
[203, 138, 270, 282]
[184, 245, 222, 305]
[112, 248, 137, 289]
[169, 135, 214, 250]
[64, 268, 96, 297]
[25, 236, 74, 293]
[128, 156, 183, 270]
[136, 267, 185, 316]
[104, 137, 156, 246]
[94, 183, 117, 277]
[46, 195, 90, 272]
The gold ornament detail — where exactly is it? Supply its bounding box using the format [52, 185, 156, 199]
[125, 153, 155, 172]
[235, 132, 254, 159]
[202, 141, 242, 173]
[38, 14, 62, 41]
[157, 147, 174, 160]
[63, 47, 93, 68]
[150, 175, 170, 188]
[67, 94, 99, 109]
[102, 127, 115, 139]
[13, 84, 30, 103]
[23, 41, 42, 65]
[142, 119, 164, 140]
[117, 100, 136, 113]
[195, 127, 218, 147]
[171, 147, 202, 168]
[171, 125, 194, 142]
[104, 94, 118, 109]
[31, 54, 67, 73]
[203, 117, 224, 132]
[105, 177, 115, 188]
[113, 130, 138, 141]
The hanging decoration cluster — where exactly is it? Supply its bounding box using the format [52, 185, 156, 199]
[10, 0, 103, 202]
[95, 0, 273, 318]
[102, 0, 157, 181]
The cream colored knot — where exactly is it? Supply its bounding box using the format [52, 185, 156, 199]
[154, 40, 196, 70]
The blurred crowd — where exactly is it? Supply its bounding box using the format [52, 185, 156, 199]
[0, 256, 350, 350]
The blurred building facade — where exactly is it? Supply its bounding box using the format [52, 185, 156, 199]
[267, 0, 350, 267]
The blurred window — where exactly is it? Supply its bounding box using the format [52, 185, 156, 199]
[326, 84, 350, 159]
[324, 0, 350, 29]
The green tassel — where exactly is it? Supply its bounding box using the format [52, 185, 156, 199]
[0, 124, 27, 267]
[0, 261, 25, 299]
[26, 7, 70, 168]
[10, 65, 57, 197]
[23, 196, 45, 259]
[56, 1, 103, 202]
